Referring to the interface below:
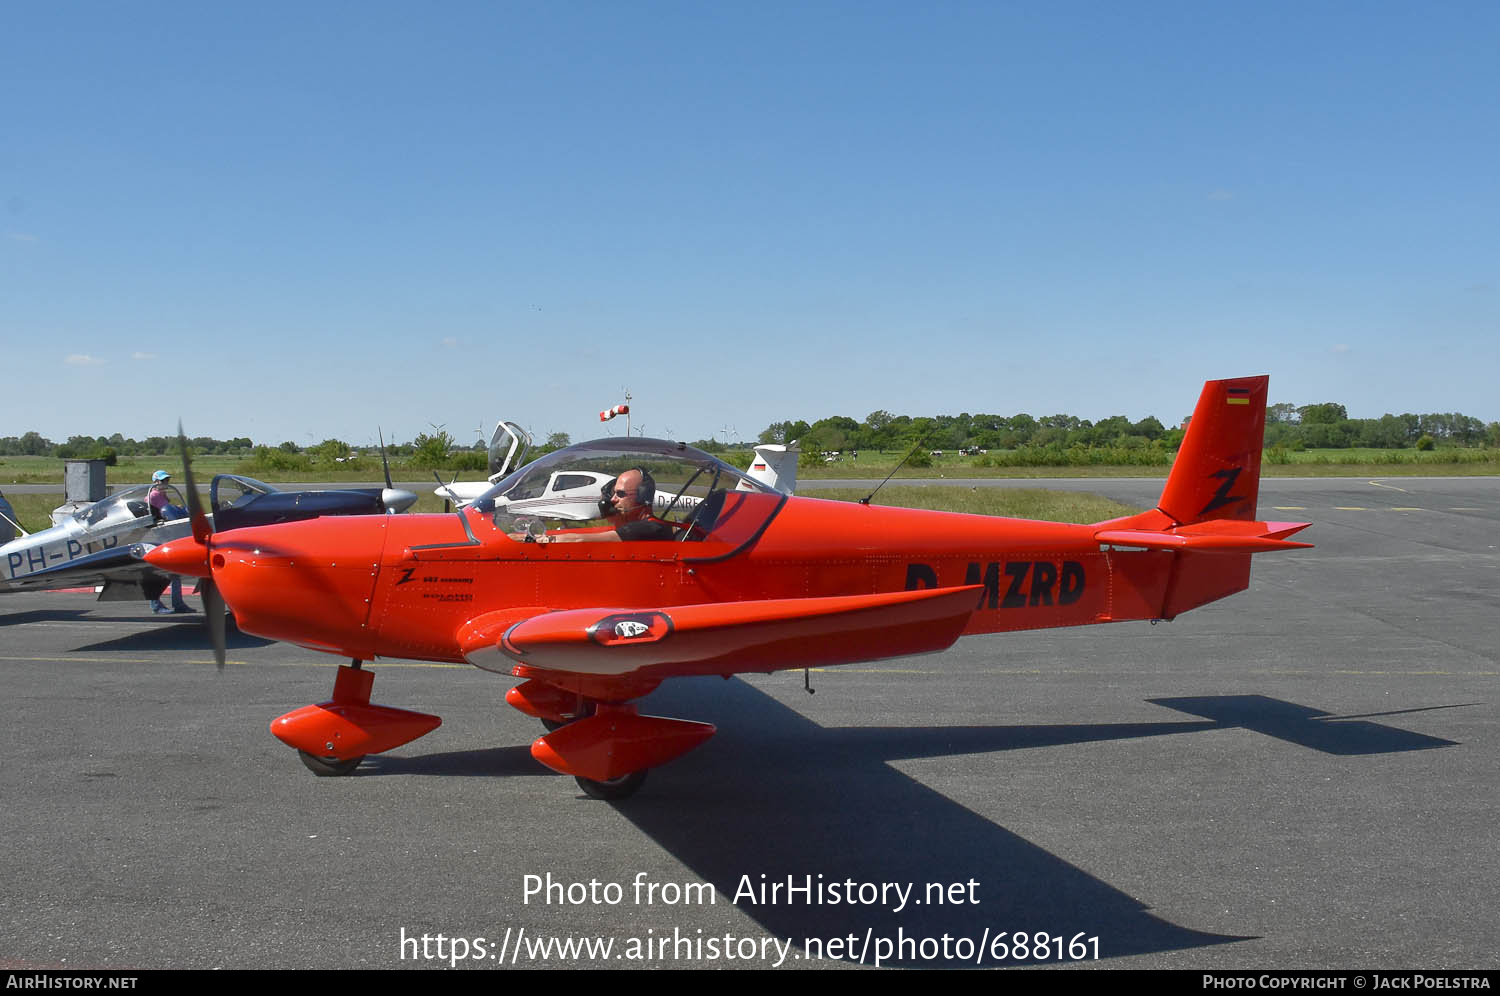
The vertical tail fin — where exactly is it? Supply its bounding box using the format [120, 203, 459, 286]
[743, 441, 800, 495]
[1092, 376, 1309, 620]
[1157, 375, 1268, 525]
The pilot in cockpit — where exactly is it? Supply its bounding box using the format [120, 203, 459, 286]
[535, 468, 675, 544]
[147, 470, 177, 523]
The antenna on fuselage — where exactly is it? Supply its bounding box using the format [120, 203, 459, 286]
[859, 428, 937, 506]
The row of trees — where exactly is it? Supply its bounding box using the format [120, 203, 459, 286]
[0, 428, 585, 474]
[759, 412, 1176, 455]
[0, 431, 256, 459]
[7, 402, 1498, 467]
[758, 403, 1500, 456]
[1265, 404, 1494, 449]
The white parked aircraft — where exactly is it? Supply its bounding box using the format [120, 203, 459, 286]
[1, 475, 419, 602]
[1, 481, 194, 600]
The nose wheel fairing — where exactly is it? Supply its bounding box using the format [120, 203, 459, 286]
[271, 664, 441, 767]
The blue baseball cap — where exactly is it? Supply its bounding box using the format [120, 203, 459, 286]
[152, 470, 170, 482]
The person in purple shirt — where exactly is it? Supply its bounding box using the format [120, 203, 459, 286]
[146, 470, 192, 614]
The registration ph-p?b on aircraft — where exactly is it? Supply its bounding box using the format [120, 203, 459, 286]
[149, 376, 1310, 798]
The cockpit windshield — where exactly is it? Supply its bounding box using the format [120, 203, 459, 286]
[470, 438, 786, 554]
[211, 475, 277, 513]
[487, 421, 532, 480]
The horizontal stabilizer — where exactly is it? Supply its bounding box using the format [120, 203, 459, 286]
[1095, 519, 1312, 554]
[461, 586, 984, 678]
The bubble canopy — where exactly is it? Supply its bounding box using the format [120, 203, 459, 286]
[470, 438, 787, 551]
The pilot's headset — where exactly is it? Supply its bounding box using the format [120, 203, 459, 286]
[631, 469, 656, 507]
[598, 469, 657, 517]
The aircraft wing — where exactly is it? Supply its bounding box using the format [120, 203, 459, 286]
[458, 585, 985, 680]
[0, 543, 166, 593]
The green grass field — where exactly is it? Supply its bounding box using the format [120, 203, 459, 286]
[798, 447, 1500, 479]
[3, 493, 79, 534]
[807, 486, 1139, 523]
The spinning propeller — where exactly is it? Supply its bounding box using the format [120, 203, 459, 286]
[377, 428, 419, 514]
[175, 422, 227, 669]
[149, 425, 417, 669]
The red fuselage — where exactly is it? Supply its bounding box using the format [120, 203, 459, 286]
[207, 496, 1187, 669]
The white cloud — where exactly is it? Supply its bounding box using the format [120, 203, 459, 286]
[441, 336, 458, 348]
[64, 353, 105, 366]
[1331, 343, 1351, 354]
[6, 232, 37, 242]
[132, 351, 157, 360]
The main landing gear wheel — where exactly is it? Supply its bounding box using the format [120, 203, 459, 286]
[574, 770, 647, 800]
[298, 750, 365, 777]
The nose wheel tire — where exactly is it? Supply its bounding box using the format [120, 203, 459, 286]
[298, 750, 365, 777]
[575, 770, 647, 800]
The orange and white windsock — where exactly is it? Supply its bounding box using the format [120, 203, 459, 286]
[599, 404, 630, 422]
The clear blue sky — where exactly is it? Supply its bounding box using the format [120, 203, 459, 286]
[6, 1, 1497, 449]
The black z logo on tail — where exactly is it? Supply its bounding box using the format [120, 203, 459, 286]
[1201, 467, 1245, 515]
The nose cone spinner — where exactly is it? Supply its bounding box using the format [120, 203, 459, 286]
[143, 536, 212, 578]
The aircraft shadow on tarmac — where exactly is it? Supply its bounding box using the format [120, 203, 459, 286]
[1149, 695, 1458, 754]
[74, 620, 274, 654]
[327, 682, 1460, 966]
[0, 608, 99, 626]
[363, 745, 556, 778]
[608, 677, 1253, 966]
[368, 678, 1296, 964]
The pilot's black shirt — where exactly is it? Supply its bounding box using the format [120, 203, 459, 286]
[616, 518, 676, 541]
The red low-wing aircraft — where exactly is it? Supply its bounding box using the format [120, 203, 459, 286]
[149, 376, 1310, 798]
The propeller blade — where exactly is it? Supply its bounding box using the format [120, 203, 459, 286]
[374, 428, 417, 512]
[378, 427, 395, 490]
[433, 471, 454, 513]
[203, 578, 227, 670]
[176, 421, 211, 545]
[176, 423, 223, 668]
